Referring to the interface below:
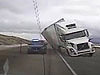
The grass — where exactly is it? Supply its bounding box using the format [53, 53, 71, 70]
[0, 34, 30, 45]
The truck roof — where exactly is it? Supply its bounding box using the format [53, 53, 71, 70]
[56, 22, 67, 28]
[62, 28, 86, 35]
[56, 22, 86, 35]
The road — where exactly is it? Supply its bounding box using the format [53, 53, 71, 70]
[61, 48, 100, 75]
[0, 46, 100, 75]
[0, 46, 73, 75]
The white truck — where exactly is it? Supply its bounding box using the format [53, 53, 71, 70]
[41, 18, 95, 56]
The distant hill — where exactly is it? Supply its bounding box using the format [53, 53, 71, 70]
[0, 34, 30, 45]
[90, 38, 100, 44]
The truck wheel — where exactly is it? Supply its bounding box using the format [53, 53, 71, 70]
[66, 49, 71, 56]
[89, 53, 93, 57]
[58, 47, 62, 53]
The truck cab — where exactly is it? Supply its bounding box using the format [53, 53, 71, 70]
[42, 18, 95, 57]
[60, 24, 95, 56]
[28, 39, 47, 54]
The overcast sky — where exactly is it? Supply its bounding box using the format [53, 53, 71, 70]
[0, 0, 100, 40]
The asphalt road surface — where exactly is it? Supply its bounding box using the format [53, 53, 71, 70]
[0, 46, 72, 75]
[61, 48, 100, 75]
[0, 46, 100, 75]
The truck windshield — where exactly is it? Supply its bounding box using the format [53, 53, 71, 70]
[32, 41, 44, 45]
[63, 30, 86, 40]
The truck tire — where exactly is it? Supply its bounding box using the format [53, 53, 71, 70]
[57, 46, 61, 53]
[89, 53, 93, 57]
[66, 49, 71, 56]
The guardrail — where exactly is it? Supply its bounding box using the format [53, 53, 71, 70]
[0, 44, 28, 51]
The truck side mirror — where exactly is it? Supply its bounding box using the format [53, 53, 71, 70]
[86, 29, 89, 37]
[89, 38, 93, 42]
[60, 36, 65, 42]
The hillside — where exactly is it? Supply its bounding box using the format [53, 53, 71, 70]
[0, 34, 30, 45]
[90, 38, 100, 44]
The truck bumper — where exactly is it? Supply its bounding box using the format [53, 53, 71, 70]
[70, 49, 95, 56]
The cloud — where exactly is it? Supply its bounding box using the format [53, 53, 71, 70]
[0, 0, 100, 39]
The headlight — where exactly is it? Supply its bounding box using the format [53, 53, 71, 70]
[70, 43, 74, 47]
[70, 48, 74, 52]
[91, 44, 95, 47]
[68, 43, 74, 47]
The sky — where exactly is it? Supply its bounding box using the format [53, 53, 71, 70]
[0, 0, 100, 40]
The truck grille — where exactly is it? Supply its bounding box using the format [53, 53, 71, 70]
[32, 47, 41, 50]
[77, 43, 89, 51]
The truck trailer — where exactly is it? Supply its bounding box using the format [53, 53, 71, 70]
[41, 19, 95, 56]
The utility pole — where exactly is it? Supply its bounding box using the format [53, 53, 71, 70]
[32, 1, 45, 75]
[33, 0, 42, 39]
[19, 39, 22, 53]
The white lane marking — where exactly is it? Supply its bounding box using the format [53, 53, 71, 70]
[56, 51, 77, 75]
[3, 58, 9, 75]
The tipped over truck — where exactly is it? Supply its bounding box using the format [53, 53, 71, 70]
[41, 18, 95, 56]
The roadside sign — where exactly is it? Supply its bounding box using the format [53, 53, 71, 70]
[3, 58, 9, 75]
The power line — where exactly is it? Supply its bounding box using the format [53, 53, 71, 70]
[33, 0, 42, 39]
